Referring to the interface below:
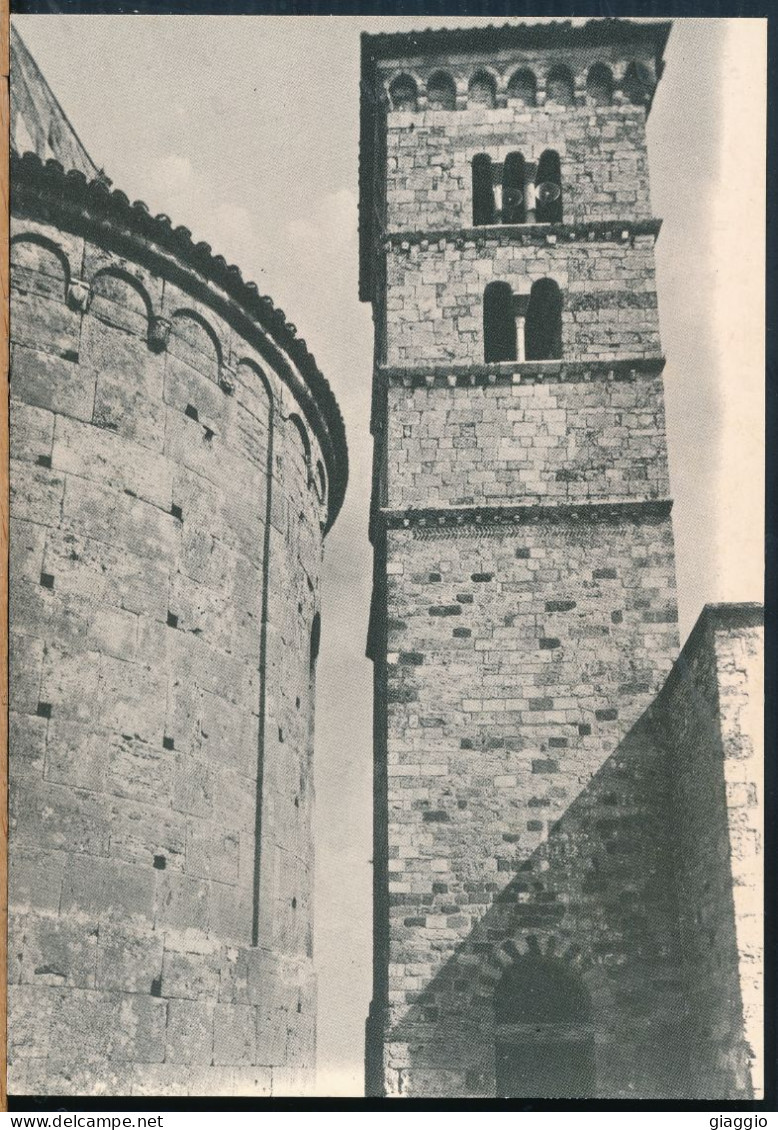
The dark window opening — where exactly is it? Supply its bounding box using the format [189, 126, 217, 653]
[587, 63, 614, 106]
[525, 278, 563, 361]
[547, 66, 575, 107]
[502, 152, 527, 225]
[468, 71, 496, 109]
[472, 154, 495, 226]
[484, 282, 517, 363]
[535, 149, 562, 224]
[427, 71, 456, 111]
[389, 74, 418, 112]
[507, 68, 537, 106]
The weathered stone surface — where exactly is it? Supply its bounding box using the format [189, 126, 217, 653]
[165, 999, 215, 1065]
[8, 165, 337, 1093]
[385, 240, 661, 366]
[362, 22, 762, 1105]
[386, 376, 669, 508]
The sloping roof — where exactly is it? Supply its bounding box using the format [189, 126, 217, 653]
[10, 23, 106, 181]
[362, 18, 671, 63]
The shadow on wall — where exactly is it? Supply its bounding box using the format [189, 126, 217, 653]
[368, 687, 751, 1101]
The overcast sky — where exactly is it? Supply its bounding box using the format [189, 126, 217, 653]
[14, 14, 765, 1096]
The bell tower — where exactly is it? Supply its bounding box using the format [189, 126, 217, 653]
[360, 20, 691, 1099]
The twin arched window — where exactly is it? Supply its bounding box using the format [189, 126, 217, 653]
[483, 279, 563, 364]
[472, 149, 562, 227]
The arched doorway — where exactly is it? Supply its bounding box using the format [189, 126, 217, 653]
[495, 955, 596, 1098]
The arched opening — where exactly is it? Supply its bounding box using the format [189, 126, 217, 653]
[90, 270, 151, 338]
[483, 282, 517, 364]
[389, 74, 418, 112]
[623, 61, 654, 106]
[535, 149, 563, 224]
[546, 66, 575, 107]
[468, 70, 496, 109]
[472, 154, 495, 226]
[10, 236, 74, 357]
[11, 235, 70, 300]
[495, 955, 595, 1098]
[169, 309, 221, 380]
[502, 152, 527, 225]
[524, 278, 563, 361]
[587, 63, 614, 106]
[427, 71, 456, 111]
[507, 68, 537, 107]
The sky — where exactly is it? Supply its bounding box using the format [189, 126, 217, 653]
[13, 14, 765, 1096]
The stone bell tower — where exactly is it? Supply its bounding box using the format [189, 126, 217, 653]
[360, 20, 696, 1100]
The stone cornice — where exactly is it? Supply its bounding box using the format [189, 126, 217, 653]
[382, 219, 662, 252]
[376, 356, 665, 391]
[377, 498, 673, 533]
[11, 149, 349, 531]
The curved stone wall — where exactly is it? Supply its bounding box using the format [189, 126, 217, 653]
[8, 153, 347, 1097]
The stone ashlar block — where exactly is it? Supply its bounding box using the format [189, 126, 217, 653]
[213, 1002, 257, 1067]
[20, 914, 98, 989]
[165, 998, 216, 1065]
[111, 994, 167, 1064]
[95, 925, 164, 994]
[161, 947, 222, 1002]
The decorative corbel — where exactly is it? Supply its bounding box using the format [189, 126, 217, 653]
[66, 278, 91, 313]
[148, 315, 172, 353]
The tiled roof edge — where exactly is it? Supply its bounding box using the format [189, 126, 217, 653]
[11, 148, 349, 532]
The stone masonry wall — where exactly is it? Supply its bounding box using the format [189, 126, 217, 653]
[385, 106, 651, 233]
[385, 235, 661, 366]
[8, 214, 329, 1096]
[371, 512, 683, 1097]
[361, 23, 761, 1104]
[383, 371, 669, 509]
[656, 606, 764, 1099]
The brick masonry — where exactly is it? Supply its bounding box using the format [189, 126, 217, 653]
[7, 172, 346, 1095]
[361, 21, 763, 1101]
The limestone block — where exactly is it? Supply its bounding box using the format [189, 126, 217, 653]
[165, 998, 216, 1065]
[213, 1002, 257, 1066]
